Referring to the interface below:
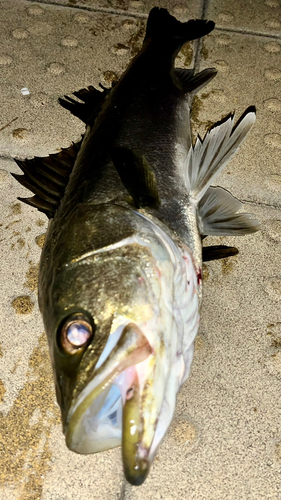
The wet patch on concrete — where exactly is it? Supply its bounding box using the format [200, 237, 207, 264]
[5, 219, 21, 230]
[127, 19, 145, 57]
[24, 263, 39, 292]
[36, 219, 46, 227]
[191, 95, 215, 131]
[12, 295, 34, 314]
[194, 334, 205, 351]
[221, 255, 237, 276]
[35, 233, 46, 249]
[0, 379, 6, 402]
[0, 334, 60, 500]
[202, 263, 210, 281]
[267, 322, 281, 349]
[11, 202, 22, 215]
[180, 42, 193, 66]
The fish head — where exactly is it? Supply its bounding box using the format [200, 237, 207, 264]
[39, 203, 198, 485]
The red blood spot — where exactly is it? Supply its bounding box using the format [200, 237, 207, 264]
[155, 267, 161, 279]
[197, 268, 202, 285]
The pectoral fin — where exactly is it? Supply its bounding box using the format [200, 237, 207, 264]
[111, 147, 161, 209]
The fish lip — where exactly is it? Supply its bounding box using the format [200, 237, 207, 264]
[124, 459, 150, 486]
[64, 322, 161, 484]
[121, 368, 149, 485]
[64, 323, 152, 454]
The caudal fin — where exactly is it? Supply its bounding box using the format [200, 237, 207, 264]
[145, 7, 215, 44]
[182, 107, 260, 236]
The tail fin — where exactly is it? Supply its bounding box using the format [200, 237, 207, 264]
[182, 107, 260, 236]
[145, 7, 215, 43]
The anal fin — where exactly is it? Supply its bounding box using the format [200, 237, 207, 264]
[175, 68, 217, 94]
[111, 147, 160, 209]
[202, 245, 238, 262]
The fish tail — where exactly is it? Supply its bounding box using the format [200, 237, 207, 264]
[145, 7, 215, 45]
[183, 106, 260, 235]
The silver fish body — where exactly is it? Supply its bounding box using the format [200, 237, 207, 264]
[13, 7, 260, 486]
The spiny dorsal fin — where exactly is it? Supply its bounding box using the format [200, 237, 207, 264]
[111, 147, 160, 209]
[18, 195, 58, 214]
[12, 139, 82, 218]
[175, 68, 217, 94]
[184, 107, 257, 201]
[181, 107, 260, 236]
[202, 245, 238, 262]
[59, 84, 112, 124]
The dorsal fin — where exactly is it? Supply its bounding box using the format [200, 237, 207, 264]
[58, 84, 112, 124]
[111, 147, 160, 209]
[175, 68, 217, 94]
[12, 139, 82, 218]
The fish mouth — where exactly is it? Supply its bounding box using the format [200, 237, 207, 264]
[65, 323, 154, 485]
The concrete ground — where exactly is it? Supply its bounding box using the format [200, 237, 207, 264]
[0, 0, 281, 498]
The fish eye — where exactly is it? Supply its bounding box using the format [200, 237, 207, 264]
[60, 313, 94, 354]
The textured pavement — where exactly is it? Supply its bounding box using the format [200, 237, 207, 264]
[0, 1, 281, 499]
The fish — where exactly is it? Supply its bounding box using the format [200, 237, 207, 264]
[12, 7, 260, 486]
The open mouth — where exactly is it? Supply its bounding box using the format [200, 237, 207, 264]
[65, 323, 153, 485]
